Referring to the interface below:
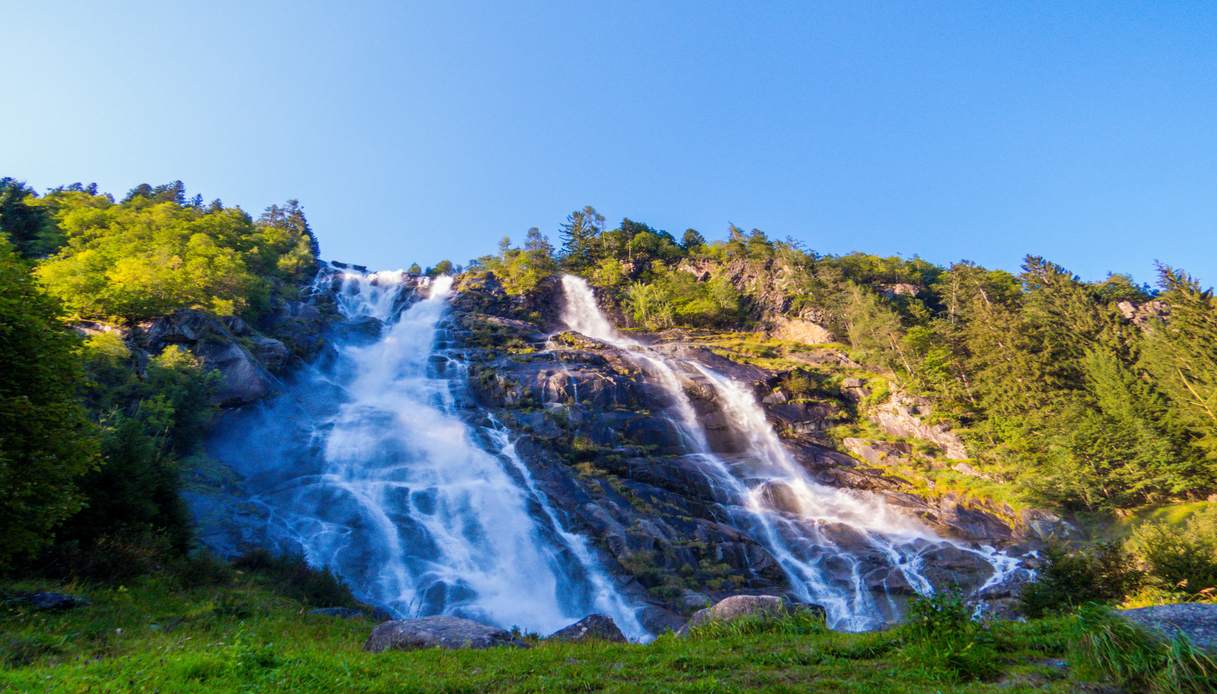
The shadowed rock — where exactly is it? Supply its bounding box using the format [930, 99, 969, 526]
[8, 591, 89, 611]
[547, 614, 627, 643]
[364, 616, 529, 652]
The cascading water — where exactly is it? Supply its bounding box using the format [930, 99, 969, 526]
[203, 266, 645, 638]
[558, 275, 1024, 630]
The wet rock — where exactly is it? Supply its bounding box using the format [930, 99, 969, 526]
[263, 299, 326, 358]
[639, 605, 686, 634]
[249, 335, 290, 371]
[547, 614, 627, 643]
[363, 616, 528, 652]
[932, 494, 1013, 543]
[1119, 604, 1217, 651]
[679, 590, 713, 612]
[678, 595, 789, 635]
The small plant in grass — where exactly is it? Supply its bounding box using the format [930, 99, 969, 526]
[898, 591, 1000, 682]
[226, 625, 278, 675]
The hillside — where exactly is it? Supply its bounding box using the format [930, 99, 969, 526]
[2, 181, 1216, 690]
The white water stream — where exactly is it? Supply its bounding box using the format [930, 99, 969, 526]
[559, 275, 1022, 630]
[208, 267, 646, 638]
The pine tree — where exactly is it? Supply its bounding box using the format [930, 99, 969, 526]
[558, 206, 604, 269]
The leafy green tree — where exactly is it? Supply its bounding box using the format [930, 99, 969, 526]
[255, 199, 320, 286]
[0, 236, 99, 565]
[31, 189, 276, 321]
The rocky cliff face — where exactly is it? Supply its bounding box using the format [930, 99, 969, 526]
[443, 275, 1042, 628]
[185, 267, 1051, 633]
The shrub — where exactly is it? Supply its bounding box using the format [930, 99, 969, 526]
[232, 549, 358, 608]
[1126, 507, 1217, 597]
[1019, 542, 1141, 617]
[898, 592, 1000, 682]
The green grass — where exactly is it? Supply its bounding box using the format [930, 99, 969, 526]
[0, 576, 1126, 692]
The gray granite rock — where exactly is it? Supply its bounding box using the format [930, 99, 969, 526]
[363, 616, 528, 652]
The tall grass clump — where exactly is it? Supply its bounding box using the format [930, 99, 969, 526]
[1069, 605, 1217, 693]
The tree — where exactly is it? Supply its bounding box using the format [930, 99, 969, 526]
[523, 227, 552, 255]
[429, 259, 455, 277]
[1140, 266, 1217, 465]
[558, 206, 605, 269]
[0, 236, 99, 565]
[256, 199, 321, 284]
[681, 228, 706, 250]
[32, 189, 272, 321]
[0, 178, 54, 256]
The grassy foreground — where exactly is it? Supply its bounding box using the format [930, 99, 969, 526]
[0, 577, 1114, 693]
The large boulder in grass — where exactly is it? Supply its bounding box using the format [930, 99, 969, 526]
[677, 595, 789, 636]
[363, 616, 528, 652]
[1119, 604, 1217, 651]
[546, 614, 627, 643]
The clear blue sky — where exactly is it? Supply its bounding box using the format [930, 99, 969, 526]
[4, 1, 1215, 285]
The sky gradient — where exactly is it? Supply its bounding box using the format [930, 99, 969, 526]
[4, 1, 1215, 285]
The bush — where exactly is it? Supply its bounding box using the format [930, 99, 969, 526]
[35, 531, 177, 583]
[1019, 542, 1141, 617]
[232, 549, 358, 608]
[1127, 507, 1217, 597]
[898, 591, 1000, 682]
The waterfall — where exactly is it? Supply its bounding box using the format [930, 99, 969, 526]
[204, 266, 646, 639]
[558, 275, 1024, 630]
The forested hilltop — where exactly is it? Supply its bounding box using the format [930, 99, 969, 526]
[2, 179, 1216, 690]
[474, 206, 1217, 513]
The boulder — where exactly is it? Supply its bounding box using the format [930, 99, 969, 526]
[546, 614, 627, 643]
[263, 299, 326, 358]
[1119, 604, 1217, 651]
[8, 591, 89, 611]
[363, 616, 528, 652]
[842, 438, 912, 467]
[249, 336, 290, 371]
[193, 338, 271, 406]
[770, 316, 834, 344]
[870, 391, 968, 459]
[678, 595, 789, 635]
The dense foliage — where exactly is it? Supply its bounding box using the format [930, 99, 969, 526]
[0, 237, 98, 564]
[0, 180, 320, 576]
[24, 182, 318, 322]
[470, 206, 1216, 514]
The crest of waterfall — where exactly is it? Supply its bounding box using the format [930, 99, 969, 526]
[558, 275, 1025, 630]
[203, 265, 646, 639]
